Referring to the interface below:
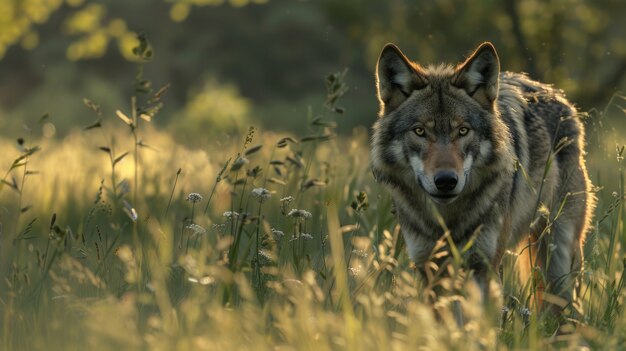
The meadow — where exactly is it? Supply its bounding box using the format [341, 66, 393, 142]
[1, 52, 626, 351]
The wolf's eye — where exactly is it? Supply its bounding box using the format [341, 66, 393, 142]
[459, 127, 470, 136]
[414, 127, 425, 136]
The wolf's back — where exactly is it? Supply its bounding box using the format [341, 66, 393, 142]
[498, 72, 594, 255]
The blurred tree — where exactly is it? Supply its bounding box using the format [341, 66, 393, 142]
[0, 0, 267, 60]
[0, 0, 624, 142]
[167, 0, 269, 22]
[320, 0, 626, 108]
[62, 3, 137, 61]
[169, 77, 251, 146]
[0, 0, 70, 59]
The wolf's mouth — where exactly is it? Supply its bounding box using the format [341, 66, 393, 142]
[431, 193, 457, 199]
[416, 178, 459, 203]
[429, 193, 458, 204]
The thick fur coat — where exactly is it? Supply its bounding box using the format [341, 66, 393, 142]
[370, 42, 595, 308]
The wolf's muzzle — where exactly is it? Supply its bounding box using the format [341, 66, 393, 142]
[434, 171, 458, 192]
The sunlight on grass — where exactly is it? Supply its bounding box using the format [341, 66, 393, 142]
[0, 63, 625, 351]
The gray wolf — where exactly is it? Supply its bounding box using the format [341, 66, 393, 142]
[370, 42, 595, 312]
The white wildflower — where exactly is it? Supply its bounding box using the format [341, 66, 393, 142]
[352, 249, 368, 259]
[223, 211, 240, 219]
[349, 266, 362, 277]
[290, 233, 313, 241]
[186, 192, 203, 203]
[211, 223, 227, 233]
[187, 224, 206, 236]
[280, 196, 294, 204]
[271, 228, 284, 237]
[287, 209, 312, 219]
[251, 187, 272, 203]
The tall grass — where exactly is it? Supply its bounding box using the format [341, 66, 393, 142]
[0, 52, 625, 350]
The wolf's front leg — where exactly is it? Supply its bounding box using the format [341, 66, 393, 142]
[468, 213, 511, 305]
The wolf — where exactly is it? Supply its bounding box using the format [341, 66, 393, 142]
[370, 42, 595, 312]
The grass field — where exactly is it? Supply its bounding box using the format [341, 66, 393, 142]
[1, 67, 625, 350]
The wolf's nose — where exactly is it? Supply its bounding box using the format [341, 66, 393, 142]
[434, 171, 458, 192]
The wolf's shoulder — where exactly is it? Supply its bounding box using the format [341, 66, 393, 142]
[500, 71, 552, 93]
[499, 72, 572, 105]
[498, 71, 577, 117]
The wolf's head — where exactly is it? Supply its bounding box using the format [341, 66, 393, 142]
[371, 42, 512, 205]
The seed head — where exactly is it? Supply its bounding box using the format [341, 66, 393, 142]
[271, 228, 284, 238]
[230, 156, 249, 172]
[122, 200, 138, 222]
[258, 249, 274, 263]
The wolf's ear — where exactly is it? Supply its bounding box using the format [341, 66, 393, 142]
[376, 43, 427, 115]
[454, 42, 500, 109]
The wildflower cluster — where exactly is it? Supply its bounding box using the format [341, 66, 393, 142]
[223, 211, 239, 219]
[287, 209, 312, 220]
[251, 187, 272, 203]
[186, 192, 203, 203]
[187, 223, 206, 237]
